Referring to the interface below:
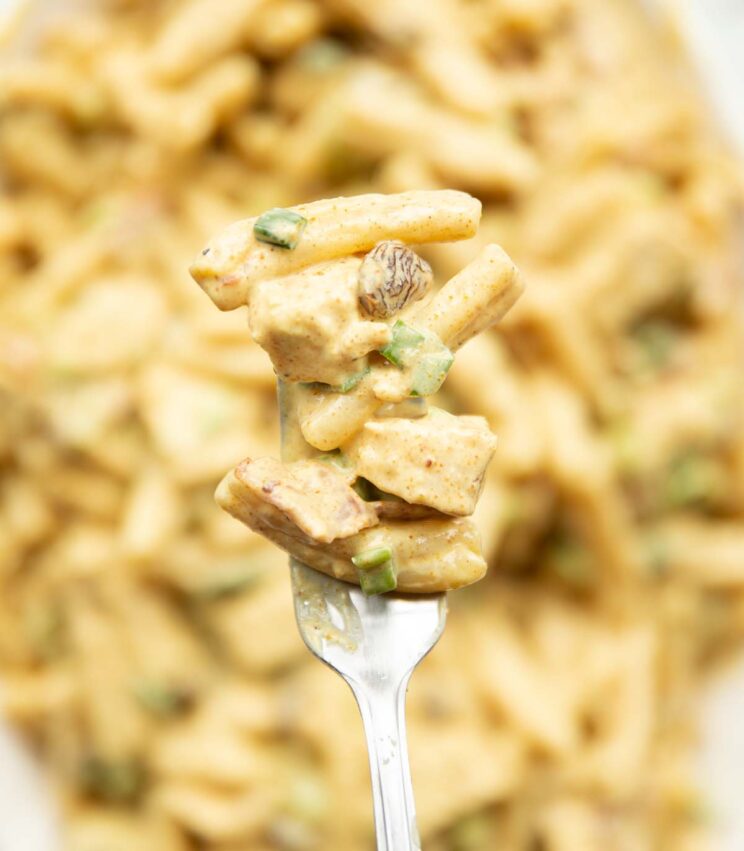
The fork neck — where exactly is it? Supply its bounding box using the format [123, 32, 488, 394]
[349, 672, 421, 851]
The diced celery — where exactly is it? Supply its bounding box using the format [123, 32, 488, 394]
[379, 320, 425, 366]
[410, 350, 454, 396]
[253, 208, 307, 249]
[352, 545, 397, 595]
[335, 365, 370, 393]
[358, 560, 397, 596]
[379, 321, 454, 396]
[352, 546, 393, 570]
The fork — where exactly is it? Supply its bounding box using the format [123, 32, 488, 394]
[290, 559, 447, 851]
[278, 380, 447, 850]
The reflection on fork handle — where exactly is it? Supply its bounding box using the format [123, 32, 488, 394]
[349, 674, 421, 851]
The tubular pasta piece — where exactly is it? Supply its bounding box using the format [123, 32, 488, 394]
[148, 0, 266, 82]
[190, 190, 481, 310]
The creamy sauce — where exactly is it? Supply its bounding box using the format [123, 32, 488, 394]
[197, 191, 523, 593]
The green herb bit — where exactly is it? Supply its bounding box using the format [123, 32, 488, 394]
[449, 813, 493, 851]
[379, 320, 425, 367]
[352, 545, 397, 595]
[253, 208, 307, 249]
[545, 533, 594, 590]
[132, 680, 193, 718]
[633, 320, 677, 371]
[78, 756, 147, 804]
[379, 321, 454, 395]
[352, 546, 393, 570]
[358, 560, 397, 596]
[410, 349, 454, 397]
[334, 365, 370, 393]
[663, 449, 723, 509]
[296, 38, 348, 73]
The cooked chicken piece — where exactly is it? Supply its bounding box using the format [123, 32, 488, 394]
[224, 457, 378, 544]
[343, 408, 497, 516]
[216, 466, 486, 592]
[249, 258, 390, 386]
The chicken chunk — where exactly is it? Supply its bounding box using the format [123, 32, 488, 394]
[248, 258, 390, 386]
[343, 408, 497, 516]
[216, 464, 487, 592]
[223, 457, 378, 544]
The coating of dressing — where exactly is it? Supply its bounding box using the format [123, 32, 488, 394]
[249, 257, 389, 385]
[193, 190, 525, 593]
[190, 190, 481, 310]
[295, 243, 523, 450]
[217, 465, 487, 591]
[342, 409, 497, 516]
[230, 456, 378, 543]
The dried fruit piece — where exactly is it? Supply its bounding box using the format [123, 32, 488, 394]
[358, 240, 432, 318]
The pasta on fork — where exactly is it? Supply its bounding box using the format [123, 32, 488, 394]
[191, 190, 524, 592]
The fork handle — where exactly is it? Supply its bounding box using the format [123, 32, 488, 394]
[350, 674, 421, 851]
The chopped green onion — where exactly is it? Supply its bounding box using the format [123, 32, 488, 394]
[352, 546, 393, 570]
[378, 321, 454, 396]
[302, 366, 369, 395]
[410, 350, 454, 397]
[358, 560, 397, 596]
[353, 545, 397, 595]
[253, 208, 307, 249]
[379, 321, 425, 367]
[334, 365, 370, 393]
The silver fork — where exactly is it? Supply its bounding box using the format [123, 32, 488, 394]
[290, 560, 447, 851]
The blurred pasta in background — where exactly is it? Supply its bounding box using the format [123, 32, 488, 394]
[0, 0, 743, 849]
